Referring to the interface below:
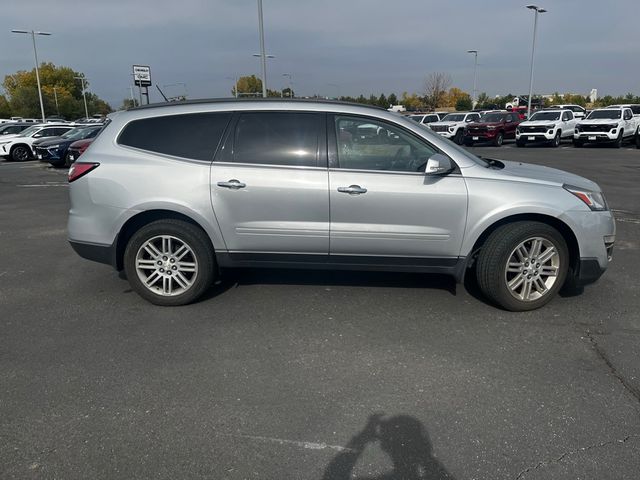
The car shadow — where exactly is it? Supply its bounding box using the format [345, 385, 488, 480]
[322, 413, 456, 480]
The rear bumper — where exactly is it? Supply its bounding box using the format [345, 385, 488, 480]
[69, 239, 118, 269]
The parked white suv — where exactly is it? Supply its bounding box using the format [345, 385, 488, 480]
[429, 112, 481, 144]
[574, 107, 639, 148]
[408, 112, 444, 126]
[516, 109, 577, 147]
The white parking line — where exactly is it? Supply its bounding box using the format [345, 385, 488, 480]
[17, 183, 68, 188]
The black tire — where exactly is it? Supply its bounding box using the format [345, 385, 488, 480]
[552, 131, 561, 148]
[614, 131, 623, 148]
[453, 129, 464, 145]
[493, 132, 504, 147]
[636, 131, 640, 149]
[573, 139, 583, 148]
[516, 139, 525, 148]
[475, 221, 569, 311]
[123, 219, 216, 306]
[10, 145, 31, 162]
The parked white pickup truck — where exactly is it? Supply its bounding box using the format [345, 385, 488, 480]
[574, 107, 639, 148]
[516, 109, 577, 147]
[428, 111, 481, 144]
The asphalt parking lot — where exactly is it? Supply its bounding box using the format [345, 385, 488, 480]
[1, 143, 639, 479]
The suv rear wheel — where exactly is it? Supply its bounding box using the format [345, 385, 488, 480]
[493, 132, 504, 147]
[475, 221, 569, 311]
[123, 219, 216, 306]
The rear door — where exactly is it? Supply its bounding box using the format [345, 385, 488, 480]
[328, 114, 468, 261]
[211, 111, 329, 256]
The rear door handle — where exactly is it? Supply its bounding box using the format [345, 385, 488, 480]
[337, 185, 367, 195]
[217, 179, 246, 189]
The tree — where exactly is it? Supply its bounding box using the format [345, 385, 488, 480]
[281, 87, 294, 98]
[424, 72, 452, 109]
[232, 75, 263, 97]
[443, 87, 470, 108]
[455, 96, 472, 111]
[377, 93, 388, 108]
[0, 95, 11, 118]
[400, 92, 425, 111]
[2, 62, 111, 119]
[388, 93, 398, 106]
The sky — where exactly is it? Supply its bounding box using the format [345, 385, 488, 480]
[1, 0, 638, 108]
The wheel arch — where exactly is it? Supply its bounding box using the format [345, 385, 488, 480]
[115, 209, 215, 271]
[465, 213, 579, 276]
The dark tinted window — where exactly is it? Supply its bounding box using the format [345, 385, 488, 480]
[233, 112, 320, 167]
[629, 106, 640, 115]
[118, 112, 231, 161]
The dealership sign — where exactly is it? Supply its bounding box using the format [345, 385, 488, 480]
[132, 65, 152, 86]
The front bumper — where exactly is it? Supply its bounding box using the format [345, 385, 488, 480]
[574, 131, 619, 142]
[435, 130, 457, 139]
[465, 130, 498, 141]
[516, 131, 556, 142]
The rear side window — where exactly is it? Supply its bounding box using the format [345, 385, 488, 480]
[232, 112, 320, 167]
[118, 112, 231, 161]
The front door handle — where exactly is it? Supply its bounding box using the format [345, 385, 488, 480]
[337, 185, 367, 195]
[217, 179, 246, 189]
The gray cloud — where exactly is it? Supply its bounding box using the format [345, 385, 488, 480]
[2, 0, 637, 108]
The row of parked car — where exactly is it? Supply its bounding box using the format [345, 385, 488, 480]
[408, 104, 640, 148]
[0, 121, 102, 167]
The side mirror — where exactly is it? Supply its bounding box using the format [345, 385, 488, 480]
[425, 153, 454, 176]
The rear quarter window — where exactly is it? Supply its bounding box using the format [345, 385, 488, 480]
[117, 112, 232, 161]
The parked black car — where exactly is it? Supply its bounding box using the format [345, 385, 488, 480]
[0, 123, 33, 136]
[34, 126, 103, 167]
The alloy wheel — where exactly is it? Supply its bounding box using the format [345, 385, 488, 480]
[135, 235, 198, 296]
[504, 236, 560, 302]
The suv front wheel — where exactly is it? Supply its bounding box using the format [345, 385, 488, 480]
[475, 221, 569, 311]
[123, 219, 216, 306]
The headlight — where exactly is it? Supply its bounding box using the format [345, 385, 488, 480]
[575, 125, 582, 132]
[563, 184, 608, 211]
[516, 128, 521, 134]
[448, 126, 455, 132]
[546, 125, 555, 130]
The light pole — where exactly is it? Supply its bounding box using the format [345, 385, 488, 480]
[11, 29, 51, 122]
[282, 73, 293, 97]
[256, 0, 268, 98]
[74, 75, 89, 119]
[526, 5, 547, 118]
[467, 50, 478, 108]
[53, 86, 60, 116]
[252, 53, 275, 97]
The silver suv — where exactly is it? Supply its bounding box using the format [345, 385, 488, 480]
[68, 100, 615, 311]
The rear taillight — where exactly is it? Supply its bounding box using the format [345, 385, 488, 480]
[78, 144, 90, 155]
[68, 162, 99, 183]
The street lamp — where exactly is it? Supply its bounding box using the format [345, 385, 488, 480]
[11, 29, 51, 122]
[282, 73, 293, 98]
[467, 50, 478, 108]
[525, 5, 547, 118]
[74, 75, 89, 119]
[256, 0, 269, 98]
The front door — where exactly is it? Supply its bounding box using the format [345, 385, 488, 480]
[328, 115, 468, 261]
[211, 111, 329, 255]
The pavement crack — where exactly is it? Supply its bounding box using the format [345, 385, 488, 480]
[515, 434, 640, 479]
[586, 330, 640, 404]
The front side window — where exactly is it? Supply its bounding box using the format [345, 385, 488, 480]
[118, 112, 231, 161]
[334, 116, 438, 173]
[232, 112, 320, 167]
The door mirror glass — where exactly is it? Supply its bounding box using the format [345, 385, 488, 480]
[425, 153, 454, 176]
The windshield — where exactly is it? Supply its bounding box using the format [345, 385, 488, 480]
[529, 111, 561, 121]
[479, 113, 506, 123]
[61, 128, 84, 140]
[587, 110, 621, 119]
[20, 125, 41, 136]
[441, 114, 465, 122]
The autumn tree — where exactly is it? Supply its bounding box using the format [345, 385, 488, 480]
[232, 75, 263, 97]
[401, 92, 425, 111]
[2, 62, 112, 119]
[424, 72, 452, 109]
